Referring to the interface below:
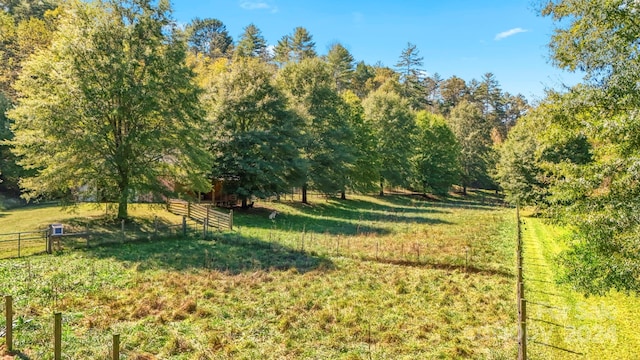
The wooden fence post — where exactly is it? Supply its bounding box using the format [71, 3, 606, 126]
[17, 233, 21, 258]
[182, 216, 187, 237]
[112, 334, 120, 360]
[47, 231, 52, 254]
[187, 202, 191, 218]
[5, 295, 12, 352]
[54, 312, 62, 360]
[519, 298, 527, 360]
[203, 218, 208, 239]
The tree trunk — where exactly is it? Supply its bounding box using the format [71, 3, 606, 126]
[341, 190, 346, 200]
[302, 183, 308, 204]
[117, 186, 128, 220]
[379, 178, 384, 196]
[241, 197, 248, 209]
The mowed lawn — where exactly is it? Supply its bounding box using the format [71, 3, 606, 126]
[521, 216, 640, 360]
[1, 194, 518, 359]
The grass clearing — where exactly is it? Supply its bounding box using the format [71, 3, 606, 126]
[521, 216, 640, 359]
[1, 194, 518, 359]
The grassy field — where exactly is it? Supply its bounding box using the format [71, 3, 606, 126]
[521, 216, 640, 359]
[1, 194, 518, 359]
[0, 203, 188, 258]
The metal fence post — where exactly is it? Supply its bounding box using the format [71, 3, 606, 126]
[229, 210, 233, 230]
[17, 233, 21, 258]
[5, 295, 12, 352]
[182, 216, 187, 237]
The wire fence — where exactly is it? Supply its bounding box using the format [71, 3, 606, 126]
[0, 216, 211, 260]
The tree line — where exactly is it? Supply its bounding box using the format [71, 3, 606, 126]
[495, 0, 640, 294]
[0, 0, 528, 220]
[5, 0, 634, 296]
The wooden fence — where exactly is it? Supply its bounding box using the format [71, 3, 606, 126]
[167, 199, 233, 231]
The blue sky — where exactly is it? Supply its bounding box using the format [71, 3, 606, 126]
[170, 0, 583, 102]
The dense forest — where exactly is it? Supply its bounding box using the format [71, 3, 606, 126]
[2, 0, 639, 294]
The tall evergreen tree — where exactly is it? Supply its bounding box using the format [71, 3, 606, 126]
[395, 42, 425, 109]
[273, 26, 316, 64]
[235, 23, 268, 61]
[326, 42, 354, 93]
[186, 17, 233, 59]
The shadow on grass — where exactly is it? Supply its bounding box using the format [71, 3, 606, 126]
[84, 233, 334, 275]
[234, 196, 453, 235]
[361, 256, 513, 278]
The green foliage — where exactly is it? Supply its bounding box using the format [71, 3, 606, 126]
[204, 57, 304, 206]
[273, 26, 316, 65]
[439, 76, 469, 116]
[186, 17, 233, 59]
[522, 216, 640, 359]
[234, 23, 268, 61]
[9, 0, 211, 219]
[533, 0, 640, 293]
[339, 90, 379, 194]
[325, 42, 354, 93]
[362, 89, 416, 194]
[395, 42, 426, 110]
[495, 114, 544, 205]
[277, 58, 355, 201]
[448, 100, 494, 193]
[413, 111, 459, 196]
[0, 0, 58, 21]
[351, 61, 374, 98]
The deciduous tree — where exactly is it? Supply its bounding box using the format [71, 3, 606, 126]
[363, 89, 416, 195]
[277, 58, 354, 203]
[413, 111, 459, 196]
[9, 0, 211, 219]
[204, 58, 303, 207]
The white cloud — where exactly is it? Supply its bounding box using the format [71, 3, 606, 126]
[240, 1, 278, 13]
[495, 27, 528, 41]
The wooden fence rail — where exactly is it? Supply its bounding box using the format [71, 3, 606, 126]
[167, 199, 233, 231]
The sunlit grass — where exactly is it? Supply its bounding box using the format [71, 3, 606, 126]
[1, 193, 518, 359]
[521, 216, 640, 359]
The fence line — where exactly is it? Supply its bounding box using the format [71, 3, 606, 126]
[0, 216, 204, 260]
[517, 205, 584, 358]
[167, 199, 233, 231]
[3, 295, 120, 359]
[0, 230, 49, 260]
[516, 203, 527, 360]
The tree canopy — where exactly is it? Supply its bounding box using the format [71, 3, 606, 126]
[9, 0, 211, 219]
